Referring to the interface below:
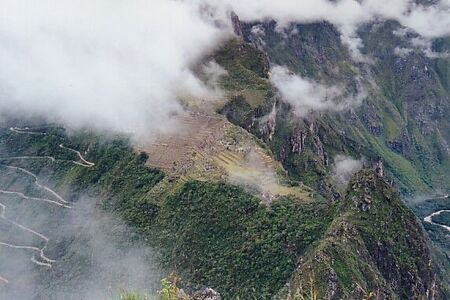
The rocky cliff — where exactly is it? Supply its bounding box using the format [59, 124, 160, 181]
[216, 18, 450, 197]
[285, 170, 447, 299]
[1, 11, 450, 300]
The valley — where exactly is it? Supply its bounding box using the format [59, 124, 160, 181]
[1, 120, 448, 299]
[0, 126, 162, 299]
[0, 1, 450, 299]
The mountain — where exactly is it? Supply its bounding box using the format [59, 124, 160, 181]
[219, 17, 450, 197]
[285, 170, 444, 299]
[1, 12, 450, 300]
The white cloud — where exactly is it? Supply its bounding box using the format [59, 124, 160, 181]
[0, 0, 228, 138]
[331, 155, 365, 187]
[393, 27, 450, 58]
[270, 66, 365, 116]
[206, 0, 450, 61]
[251, 25, 266, 37]
[201, 60, 228, 93]
[393, 27, 411, 38]
[394, 47, 414, 58]
[411, 36, 450, 58]
[0, 0, 449, 138]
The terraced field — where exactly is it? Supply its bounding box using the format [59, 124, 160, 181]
[135, 113, 312, 202]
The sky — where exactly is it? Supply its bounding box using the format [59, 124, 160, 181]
[0, 0, 449, 137]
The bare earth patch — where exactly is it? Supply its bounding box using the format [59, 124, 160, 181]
[134, 112, 312, 202]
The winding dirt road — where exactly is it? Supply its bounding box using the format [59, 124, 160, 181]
[0, 164, 68, 277]
[0, 190, 71, 208]
[59, 144, 95, 167]
[0, 165, 68, 204]
[0, 127, 96, 283]
[0, 275, 8, 284]
[0, 170, 64, 276]
[424, 210, 450, 233]
[8, 126, 95, 168]
[0, 156, 55, 162]
[0, 203, 54, 268]
[9, 127, 47, 135]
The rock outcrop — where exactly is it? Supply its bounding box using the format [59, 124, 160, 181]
[287, 170, 445, 299]
[193, 288, 221, 300]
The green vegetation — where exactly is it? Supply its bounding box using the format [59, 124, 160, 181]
[289, 170, 447, 299]
[119, 292, 151, 300]
[219, 95, 254, 126]
[119, 274, 185, 300]
[0, 126, 334, 299]
[2, 21, 450, 299]
[213, 39, 270, 92]
[409, 196, 450, 286]
[213, 38, 275, 134]
[213, 21, 450, 198]
[0, 128, 165, 234]
[155, 181, 335, 298]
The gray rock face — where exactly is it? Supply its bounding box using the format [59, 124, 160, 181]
[225, 16, 450, 196]
[193, 288, 222, 300]
[230, 12, 244, 38]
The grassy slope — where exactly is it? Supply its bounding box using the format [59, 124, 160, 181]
[3, 125, 448, 299]
[1, 23, 449, 298]
[209, 31, 450, 298]
[218, 22, 450, 197]
[0, 126, 164, 233]
[0, 125, 334, 299]
[287, 170, 449, 299]
[155, 181, 334, 298]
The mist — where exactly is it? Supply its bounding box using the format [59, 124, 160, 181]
[215, 0, 450, 61]
[0, 149, 161, 300]
[270, 66, 365, 115]
[331, 155, 365, 188]
[0, 0, 229, 139]
[227, 149, 280, 196]
[1, 1, 449, 137]
[0, 1, 448, 298]
[0, 193, 162, 300]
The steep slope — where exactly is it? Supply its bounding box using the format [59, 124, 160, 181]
[0, 125, 170, 298]
[285, 170, 449, 299]
[0, 123, 330, 298]
[206, 17, 450, 298]
[216, 17, 450, 197]
[2, 14, 450, 300]
[154, 181, 333, 298]
[2, 123, 449, 299]
[134, 112, 312, 202]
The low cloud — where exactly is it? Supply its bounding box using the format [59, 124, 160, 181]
[393, 31, 450, 59]
[410, 36, 450, 59]
[0, 0, 228, 138]
[208, 0, 450, 61]
[0, 0, 449, 138]
[0, 194, 162, 300]
[331, 155, 365, 187]
[201, 60, 229, 96]
[270, 66, 365, 116]
[227, 149, 279, 195]
[394, 46, 414, 58]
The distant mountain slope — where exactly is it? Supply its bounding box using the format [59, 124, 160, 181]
[285, 170, 449, 299]
[1, 121, 449, 298]
[2, 14, 450, 300]
[215, 18, 450, 197]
